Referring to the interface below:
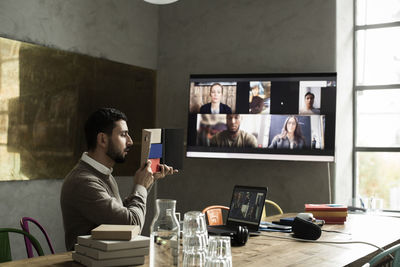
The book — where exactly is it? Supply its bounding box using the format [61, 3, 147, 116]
[310, 211, 348, 217]
[313, 216, 347, 222]
[75, 244, 149, 260]
[140, 129, 153, 167]
[77, 235, 150, 251]
[72, 251, 145, 267]
[305, 204, 348, 212]
[91, 224, 140, 241]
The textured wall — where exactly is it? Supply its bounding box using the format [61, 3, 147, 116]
[156, 0, 337, 215]
[0, 0, 158, 260]
[0, 0, 158, 69]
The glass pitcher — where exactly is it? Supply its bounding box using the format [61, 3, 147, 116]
[150, 199, 180, 267]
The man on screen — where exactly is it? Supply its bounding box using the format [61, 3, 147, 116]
[299, 92, 320, 115]
[210, 114, 257, 148]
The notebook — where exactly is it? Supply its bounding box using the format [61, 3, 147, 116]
[207, 185, 268, 235]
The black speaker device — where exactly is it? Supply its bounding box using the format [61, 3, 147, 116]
[292, 217, 322, 240]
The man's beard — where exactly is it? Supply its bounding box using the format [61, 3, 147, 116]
[106, 141, 127, 163]
[228, 126, 239, 134]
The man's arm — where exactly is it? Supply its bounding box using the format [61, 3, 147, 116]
[72, 177, 147, 230]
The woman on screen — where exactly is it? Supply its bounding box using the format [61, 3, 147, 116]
[269, 116, 305, 149]
[200, 83, 232, 114]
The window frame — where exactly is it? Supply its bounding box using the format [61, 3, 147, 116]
[353, 0, 400, 211]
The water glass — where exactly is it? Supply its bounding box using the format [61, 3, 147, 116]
[183, 211, 208, 267]
[183, 211, 208, 250]
[183, 250, 207, 267]
[205, 236, 232, 267]
[183, 211, 208, 235]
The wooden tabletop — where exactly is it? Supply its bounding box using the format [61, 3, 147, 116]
[4, 213, 400, 267]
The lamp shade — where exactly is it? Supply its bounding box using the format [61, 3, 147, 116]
[144, 0, 178, 4]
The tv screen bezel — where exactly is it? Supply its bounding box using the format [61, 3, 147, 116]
[186, 72, 337, 162]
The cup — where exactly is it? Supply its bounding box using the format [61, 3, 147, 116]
[205, 236, 232, 267]
[183, 211, 208, 267]
[183, 211, 208, 235]
[183, 250, 207, 267]
[371, 197, 384, 212]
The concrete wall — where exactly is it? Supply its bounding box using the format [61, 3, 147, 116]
[0, 0, 158, 260]
[156, 0, 338, 215]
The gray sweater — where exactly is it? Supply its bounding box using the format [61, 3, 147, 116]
[60, 160, 147, 251]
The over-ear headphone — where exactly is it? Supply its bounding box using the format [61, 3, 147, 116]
[292, 216, 321, 240]
[230, 225, 249, 246]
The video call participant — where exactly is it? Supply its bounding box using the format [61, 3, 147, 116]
[249, 96, 265, 114]
[249, 82, 264, 103]
[299, 92, 320, 115]
[199, 83, 232, 114]
[60, 108, 177, 251]
[210, 114, 257, 148]
[269, 115, 305, 149]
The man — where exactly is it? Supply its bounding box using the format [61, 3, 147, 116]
[210, 114, 257, 148]
[60, 108, 177, 251]
[299, 92, 320, 114]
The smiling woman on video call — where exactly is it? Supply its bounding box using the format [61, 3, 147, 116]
[199, 83, 232, 114]
[269, 116, 305, 149]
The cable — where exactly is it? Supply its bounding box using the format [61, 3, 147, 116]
[322, 229, 351, 235]
[257, 233, 394, 260]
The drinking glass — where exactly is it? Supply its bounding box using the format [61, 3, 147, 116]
[205, 236, 232, 267]
[183, 250, 207, 267]
[183, 211, 208, 267]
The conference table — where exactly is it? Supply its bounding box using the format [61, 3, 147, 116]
[4, 213, 400, 267]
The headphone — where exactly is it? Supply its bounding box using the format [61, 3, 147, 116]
[230, 225, 249, 246]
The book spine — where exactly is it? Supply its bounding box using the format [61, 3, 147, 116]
[305, 205, 347, 212]
[309, 211, 348, 217]
[314, 216, 347, 222]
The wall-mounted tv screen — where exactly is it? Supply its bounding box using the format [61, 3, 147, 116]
[186, 73, 337, 162]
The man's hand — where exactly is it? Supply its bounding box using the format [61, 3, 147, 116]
[154, 164, 179, 180]
[133, 160, 154, 189]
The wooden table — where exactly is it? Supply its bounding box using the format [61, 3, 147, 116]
[4, 213, 400, 267]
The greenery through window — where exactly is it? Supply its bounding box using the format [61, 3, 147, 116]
[354, 0, 400, 211]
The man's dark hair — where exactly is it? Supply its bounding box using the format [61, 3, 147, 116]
[84, 108, 128, 151]
[305, 92, 315, 98]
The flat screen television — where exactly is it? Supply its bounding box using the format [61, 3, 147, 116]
[186, 73, 336, 162]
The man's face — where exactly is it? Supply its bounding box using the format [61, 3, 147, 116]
[106, 120, 133, 163]
[305, 94, 314, 109]
[226, 114, 240, 133]
[252, 102, 264, 114]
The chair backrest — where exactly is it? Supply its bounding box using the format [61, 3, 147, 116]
[261, 199, 283, 221]
[202, 205, 230, 226]
[367, 243, 400, 267]
[20, 217, 55, 258]
[0, 228, 44, 263]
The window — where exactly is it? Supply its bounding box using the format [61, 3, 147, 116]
[354, 0, 400, 211]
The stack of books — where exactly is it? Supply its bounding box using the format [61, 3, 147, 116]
[72, 225, 150, 267]
[305, 204, 348, 224]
